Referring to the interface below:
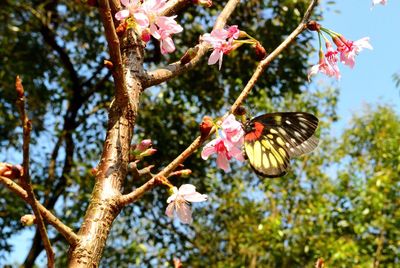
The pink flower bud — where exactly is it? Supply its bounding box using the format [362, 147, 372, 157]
[200, 116, 213, 138]
[141, 29, 151, 43]
[193, 0, 212, 7]
[136, 139, 152, 152]
[139, 148, 157, 158]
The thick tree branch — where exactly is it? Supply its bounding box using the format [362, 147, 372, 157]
[119, 0, 319, 207]
[141, 0, 241, 88]
[0, 175, 79, 246]
[15, 77, 55, 267]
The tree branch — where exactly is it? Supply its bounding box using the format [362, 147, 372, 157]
[160, 0, 191, 17]
[15, 76, 55, 267]
[0, 175, 80, 247]
[119, 0, 319, 207]
[98, 0, 127, 102]
[141, 0, 241, 88]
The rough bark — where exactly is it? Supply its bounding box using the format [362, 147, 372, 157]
[67, 28, 144, 266]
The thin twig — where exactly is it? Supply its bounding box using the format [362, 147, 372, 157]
[141, 0, 241, 88]
[98, 0, 126, 101]
[15, 76, 55, 267]
[119, 0, 319, 207]
[0, 175, 79, 246]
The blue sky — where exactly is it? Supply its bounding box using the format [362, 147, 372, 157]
[7, 0, 400, 265]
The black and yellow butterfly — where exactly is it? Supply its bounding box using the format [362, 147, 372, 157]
[243, 112, 319, 178]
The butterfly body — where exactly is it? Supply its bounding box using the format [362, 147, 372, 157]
[243, 112, 319, 178]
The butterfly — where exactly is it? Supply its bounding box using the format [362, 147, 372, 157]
[243, 112, 319, 178]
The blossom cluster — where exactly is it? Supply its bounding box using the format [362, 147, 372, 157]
[201, 115, 245, 171]
[308, 23, 372, 81]
[115, 0, 183, 54]
[202, 26, 241, 69]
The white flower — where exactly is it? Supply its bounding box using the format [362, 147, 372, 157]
[165, 184, 208, 224]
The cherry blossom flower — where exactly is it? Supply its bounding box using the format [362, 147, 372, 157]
[333, 36, 372, 68]
[202, 25, 240, 69]
[372, 0, 387, 6]
[150, 16, 183, 54]
[115, 0, 141, 21]
[165, 184, 208, 224]
[115, 0, 183, 54]
[308, 51, 341, 81]
[201, 137, 244, 171]
[201, 115, 244, 171]
[221, 114, 245, 143]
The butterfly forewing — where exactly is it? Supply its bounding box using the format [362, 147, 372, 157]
[244, 112, 319, 177]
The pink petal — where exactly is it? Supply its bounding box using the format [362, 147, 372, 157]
[229, 145, 245, 162]
[184, 193, 208, 203]
[160, 37, 175, 54]
[208, 49, 221, 65]
[115, 10, 130, 21]
[150, 24, 161, 39]
[176, 202, 193, 224]
[201, 140, 217, 159]
[165, 202, 175, 218]
[216, 153, 230, 171]
[134, 12, 149, 28]
[178, 184, 197, 195]
[120, 0, 131, 7]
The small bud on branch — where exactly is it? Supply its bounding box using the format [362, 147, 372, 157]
[21, 214, 36, 226]
[15, 76, 24, 98]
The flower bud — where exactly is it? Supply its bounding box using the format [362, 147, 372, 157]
[254, 42, 267, 61]
[192, 0, 212, 7]
[136, 139, 152, 152]
[307, 20, 321, 32]
[21, 214, 36, 226]
[179, 47, 199, 65]
[15, 76, 24, 98]
[141, 28, 151, 43]
[139, 148, 157, 158]
[199, 116, 213, 138]
[104, 60, 114, 70]
[0, 163, 23, 179]
[172, 169, 192, 177]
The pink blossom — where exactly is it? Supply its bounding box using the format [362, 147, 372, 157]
[202, 25, 240, 69]
[221, 114, 245, 143]
[165, 184, 208, 224]
[115, 0, 141, 21]
[150, 16, 183, 54]
[308, 53, 341, 81]
[372, 0, 387, 6]
[207, 42, 235, 69]
[226, 25, 240, 40]
[201, 137, 244, 171]
[334, 36, 372, 68]
[115, 0, 182, 54]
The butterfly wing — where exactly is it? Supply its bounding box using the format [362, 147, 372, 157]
[244, 112, 319, 177]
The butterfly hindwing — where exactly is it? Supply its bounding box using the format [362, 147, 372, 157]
[244, 112, 319, 177]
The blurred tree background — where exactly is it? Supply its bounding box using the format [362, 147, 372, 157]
[0, 0, 399, 267]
